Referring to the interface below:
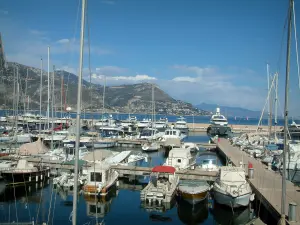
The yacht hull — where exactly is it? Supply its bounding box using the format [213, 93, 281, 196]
[1, 168, 50, 186]
[93, 141, 115, 149]
[177, 190, 208, 204]
[213, 190, 251, 208]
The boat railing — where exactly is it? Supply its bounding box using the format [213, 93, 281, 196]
[219, 180, 247, 194]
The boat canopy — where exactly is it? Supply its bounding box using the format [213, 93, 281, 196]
[152, 165, 176, 174]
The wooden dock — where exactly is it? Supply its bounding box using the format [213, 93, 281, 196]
[115, 138, 216, 149]
[217, 138, 300, 224]
[111, 165, 217, 181]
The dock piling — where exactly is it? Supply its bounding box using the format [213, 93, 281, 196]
[289, 201, 297, 222]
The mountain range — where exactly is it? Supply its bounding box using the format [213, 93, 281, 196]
[195, 103, 264, 118]
[0, 62, 209, 115]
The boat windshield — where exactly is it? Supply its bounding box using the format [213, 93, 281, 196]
[165, 130, 178, 135]
[141, 130, 154, 136]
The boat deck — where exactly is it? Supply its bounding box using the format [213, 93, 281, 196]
[217, 138, 300, 224]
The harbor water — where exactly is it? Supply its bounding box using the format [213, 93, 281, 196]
[0, 133, 261, 225]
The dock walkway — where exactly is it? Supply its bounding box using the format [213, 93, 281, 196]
[111, 165, 217, 181]
[217, 138, 300, 224]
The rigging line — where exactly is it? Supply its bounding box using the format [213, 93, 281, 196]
[12, 174, 19, 224]
[35, 165, 46, 224]
[85, 1, 99, 222]
[65, 0, 82, 107]
[51, 183, 58, 225]
[22, 173, 32, 222]
[277, 8, 290, 73]
[292, 1, 300, 90]
[46, 180, 55, 224]
[87, 0, 93, 122]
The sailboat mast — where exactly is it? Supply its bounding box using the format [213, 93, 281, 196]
[267, 63, 272, 140]
[47, 46, 50, 129]
[102, 75, 106, 117]
[25, 68, 28, 114]
[72, 0, 86, 224]
[274, 73, 278, 139]
[39, 58, 43, 134]
[281, 0, 293, 219]
[61, 75, 63, 119]
[51, 65, 55, 151]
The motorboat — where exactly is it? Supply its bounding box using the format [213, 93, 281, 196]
[174, 116, 188, 134]
[154, 117, 168, 129]
[140, 166, 179, 206]
[137, 118, 151, 129]
[210, 107, 228, 126]
[1, 159, 50, 185]
[164, 148, 196, 170]
[139, 128, 162, 140]
[142, 141, 160, 152]
[161, 128, 186, 141]
[83, 162, 119, 196]
[181, 142, 199, 152]
[213, 166, 253, 208]
[197, 152, 220, 172]
[177, 180, 210, 204]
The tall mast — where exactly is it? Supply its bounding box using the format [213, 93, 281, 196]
[102, 75, 106, 118]
[281, 0, 293, 221]
[267, 63, 272, 140]
[51, 65, 55, 151]
[39, 58, 43, 134]
[47, 46, 50, 129]
[25, 68, 29, 114]
[72, 0, 86, 224]
[61, 75, 63, 119]
[274, 73, 278, 140]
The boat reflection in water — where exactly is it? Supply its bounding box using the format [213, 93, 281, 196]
[84, 185, 118, 218]
[211, 203, 255, 225]
[0, 179, 50, 202]
[141, 198, 176, 213]
[177, 199, 209, 225]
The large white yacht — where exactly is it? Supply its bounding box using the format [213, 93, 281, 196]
[210, 107, 228, 126]
[174, 116, 188, 133]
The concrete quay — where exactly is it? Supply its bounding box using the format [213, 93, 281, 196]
[217, 138, 300, 225]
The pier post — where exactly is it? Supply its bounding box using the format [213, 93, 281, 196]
[288, 201, 297, 222]
[248, 162, 254, 179]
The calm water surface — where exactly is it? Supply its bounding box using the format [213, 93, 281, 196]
[0, 134, 257, 225]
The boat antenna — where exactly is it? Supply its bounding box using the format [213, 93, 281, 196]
[72, 0, 86, 224]
[280, 0, 293, 223]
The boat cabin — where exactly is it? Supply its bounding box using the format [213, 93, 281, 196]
[165, 148, 195, 170]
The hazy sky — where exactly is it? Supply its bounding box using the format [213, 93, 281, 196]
[1, 0, 299, 115]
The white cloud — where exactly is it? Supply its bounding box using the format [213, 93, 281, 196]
[164, 64, 266, 110]
[56, 39, 70, 44]
[172, 76, 197, 82]
[172, 65, 215, 75]
[93, 74, 156, 82]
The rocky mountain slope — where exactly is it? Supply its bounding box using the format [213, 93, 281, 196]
[0, 62, 208, 115]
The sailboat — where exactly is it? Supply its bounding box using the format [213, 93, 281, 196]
[71, 0, 86, 224]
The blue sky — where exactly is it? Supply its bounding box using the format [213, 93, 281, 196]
[1, 0, 300, 115]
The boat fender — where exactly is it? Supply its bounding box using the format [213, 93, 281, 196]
[250, 193, 255, 201]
